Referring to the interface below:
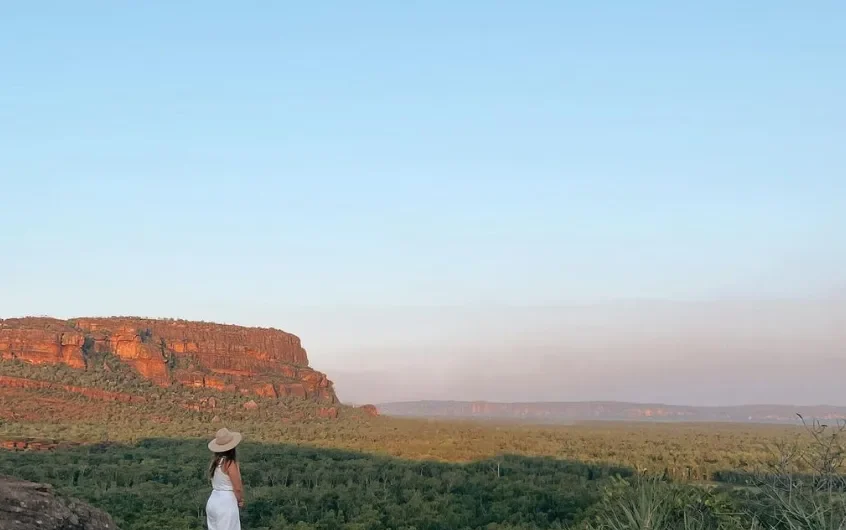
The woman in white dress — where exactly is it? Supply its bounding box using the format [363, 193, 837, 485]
[206, 428, 245, 530]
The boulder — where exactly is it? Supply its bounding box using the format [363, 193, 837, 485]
[0, 474, 117, 530]
[359, 404, 379, 417]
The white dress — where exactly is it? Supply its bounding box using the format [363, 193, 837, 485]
[206, 463, 241, 530]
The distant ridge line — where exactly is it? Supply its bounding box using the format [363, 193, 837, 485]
[381, 399, 843, 408]
[376, 400, 846, 425]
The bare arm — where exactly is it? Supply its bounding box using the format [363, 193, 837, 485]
[225, 461, 245, 507]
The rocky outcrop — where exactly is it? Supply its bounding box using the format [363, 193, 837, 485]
[0, 317, 337, 403]
[0, 474, 117, 530]
[318, 406, 339, 419]
[359, 404, 379, 417]
[0, 439, 78, 452]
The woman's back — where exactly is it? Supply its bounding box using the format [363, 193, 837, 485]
[212, 463, 234, 491]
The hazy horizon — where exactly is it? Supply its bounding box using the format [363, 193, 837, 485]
[2, 3, 844, 407]
[4, 296, 844, 407]
[323, 298, 846, 406]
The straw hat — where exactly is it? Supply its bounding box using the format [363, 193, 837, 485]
[207, 427, 243, 452]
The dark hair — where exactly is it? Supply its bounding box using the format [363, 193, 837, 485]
[209, 448, 237, 479]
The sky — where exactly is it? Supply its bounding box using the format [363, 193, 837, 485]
[1, 2, 844, 406]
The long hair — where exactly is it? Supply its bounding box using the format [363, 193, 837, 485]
[208, 448, 237, 479]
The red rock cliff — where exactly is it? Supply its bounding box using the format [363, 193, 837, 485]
[0, 318, 86, 369]
[0, 317, 337, 403]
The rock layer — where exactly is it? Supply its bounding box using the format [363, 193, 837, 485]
[0, 317, 337, 403]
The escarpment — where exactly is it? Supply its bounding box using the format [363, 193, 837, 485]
[0, 317, 337, 403]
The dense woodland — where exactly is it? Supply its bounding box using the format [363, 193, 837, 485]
[0, 439, 634, 529]
[1, 432, 844, 530]
[0, 398, 802, 482]
[2, 358, 846, 529]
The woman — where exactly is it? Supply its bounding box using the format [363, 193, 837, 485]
[206, 427, 245, 530]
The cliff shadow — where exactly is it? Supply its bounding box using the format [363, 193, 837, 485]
[0, 437, 635, 530]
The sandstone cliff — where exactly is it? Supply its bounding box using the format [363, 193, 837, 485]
[0, 317, 337, 403]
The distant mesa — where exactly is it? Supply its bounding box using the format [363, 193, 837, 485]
[0, 316, 337, 403]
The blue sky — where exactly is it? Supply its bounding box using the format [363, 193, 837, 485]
[1, 2, 844, 403]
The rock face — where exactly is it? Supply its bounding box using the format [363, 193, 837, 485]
[0, 317, 337, 403]
[0, 474, 117, 530]
[0, 319, 86, 370]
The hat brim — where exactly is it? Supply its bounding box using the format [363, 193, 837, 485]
[208, 431, 242, 452]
